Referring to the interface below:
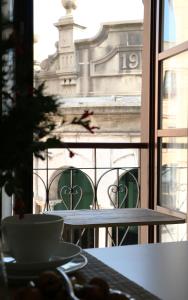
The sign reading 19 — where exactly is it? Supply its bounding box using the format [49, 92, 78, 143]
[121, 52, 140, 70]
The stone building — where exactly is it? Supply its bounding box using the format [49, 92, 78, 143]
[34, 0, 143, 144]
[33, 0, 143, 224]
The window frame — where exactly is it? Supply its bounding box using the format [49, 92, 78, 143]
[153, 0, 188, 241]
[4, 0, 172, 244]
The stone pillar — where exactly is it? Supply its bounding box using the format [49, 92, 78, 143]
[54, 0, 85, 96]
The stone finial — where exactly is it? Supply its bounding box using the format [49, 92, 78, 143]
[61, 0, 77, 15]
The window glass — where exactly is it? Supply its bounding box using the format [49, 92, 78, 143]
[160, 223, 186, 242]
[160, 51, 188, 129]
[162, 0, 188, 50]
[159, 137, 187, 213]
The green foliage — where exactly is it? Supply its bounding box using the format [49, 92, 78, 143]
[1, 81, 64, 196]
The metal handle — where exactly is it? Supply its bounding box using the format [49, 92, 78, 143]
[56, 266, 80, 300]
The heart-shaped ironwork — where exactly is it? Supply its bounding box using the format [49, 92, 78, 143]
[59, 185, 83, 209]
[107, 183, 128, 208]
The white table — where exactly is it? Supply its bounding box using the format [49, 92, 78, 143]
[86, 241, 188, 300]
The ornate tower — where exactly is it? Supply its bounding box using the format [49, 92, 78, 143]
[54, 0, 85, 96]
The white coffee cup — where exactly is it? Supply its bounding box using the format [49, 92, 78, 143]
[2, 214, 64, 263]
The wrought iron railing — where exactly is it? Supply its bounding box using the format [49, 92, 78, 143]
[33, 166, 140, 210]
[33, 164, 140, 247]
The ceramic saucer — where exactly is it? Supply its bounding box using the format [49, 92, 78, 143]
[4, 241, 81, 274]
[6, 254, 88, 282]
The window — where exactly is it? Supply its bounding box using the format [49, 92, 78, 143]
[4, 0, 186, 244]
[154, 0, 188, 242]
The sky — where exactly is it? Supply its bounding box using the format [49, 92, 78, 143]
[34, 0, 144, 62]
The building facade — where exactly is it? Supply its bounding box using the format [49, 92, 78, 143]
[34, 2, 143, 144]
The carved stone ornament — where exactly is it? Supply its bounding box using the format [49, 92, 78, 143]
[61, 0, 77, 14]
[40, 59, 50, 71]
[40, 54, 57, 71]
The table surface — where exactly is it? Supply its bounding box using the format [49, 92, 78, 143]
[86, 241, 188, 300]
[46, 208, 185, 227]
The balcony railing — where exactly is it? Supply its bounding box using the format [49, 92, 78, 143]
[33, 148, 140, 247]
[32, 143, 187, 246]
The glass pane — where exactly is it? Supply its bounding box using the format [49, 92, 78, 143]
[34, 0, 144, 143]
[160, 51, 188, 129]
[162, 0, 188, 50]
[160, 137, 187, 213]
[160, 223, 186, 242]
